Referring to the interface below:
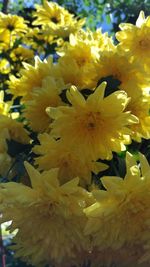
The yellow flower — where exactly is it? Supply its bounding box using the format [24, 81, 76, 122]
[116, 11, 150, 66]
[24, 76, 64, 132]
[0, 91, 29, 144]
[95, 48, 148, 96]
[56, 29, 111, 90]
[33, 1, 72, 26]
[58, 32, 99, 60]
[0, 12, 27, 43]
[8, 56, 60, 100]
[10, 46, 34, 62]
[33, 133, 108, 186]
[0, 163, 90, 267]
[22, 27, 54, 52]
[56, 57, 94, 89]
[84, 152, 150, 265]
[46, 82, 138, 161]
[0, 115, 30, 144]
[33, 1, 85, 38]
[57, 28, 113, 57]
[126, 92, 150, 142]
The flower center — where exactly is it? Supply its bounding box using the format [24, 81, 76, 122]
[76, 56, 87, 67]
[139, 39, 150, 49]
[51, 17, 59, 23]
[87, 122, 96, 129]
[7, 24, 15, 31]
[86, 112, 101, 131]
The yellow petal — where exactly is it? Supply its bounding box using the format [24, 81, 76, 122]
[43, 168, 59, 188]
[126, 152, 137, 169]
[66, 86, 86, 107]
[101, 176, 123, 191]
[24, 161, 41, 189]
[61, 177, 79, 194]
[91, 161, 108, 174]
[87, 81, 106, 107]
[92, 189, 109, 202]
[136, 11, 145, 27]
[139, 152, 149, 176]
[46, 107, 63, 119]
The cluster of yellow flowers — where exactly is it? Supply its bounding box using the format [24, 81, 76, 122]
[0, 2, 150, 267]
[0, 0, 84, 91]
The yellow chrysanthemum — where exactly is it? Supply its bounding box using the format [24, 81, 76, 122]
[0, 115, 30, 144]
[33, 1, 85, 38]
[57, 28, 110, 56]
[10, 46, 34, 62]
[84, 152, 150, 265]
[126, 92, 150, 142]
[0, 163, 91, 267]
[56, 30, 110, 89]
[22, 27, 54, 52]
[46, 82, 138, 161]
[0, 91, 29, 144]
[0, 12, 28, 41]
[95, 48, 148, 96]
[116, 11, 150, 66]
[33, 133, 108, 186]
[8, 56, 60, 100]
[56, 57, 95, 89]
[24, 76, 64, 132]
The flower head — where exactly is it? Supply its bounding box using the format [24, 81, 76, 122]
[84, 152, 150, 265]
[33, 133, 108, 186]
[47, 82, 138, 161]
[33, 1, 85, 38]
[95, 48, 148, 96]
[116, 11, 150, 67]
[56, 30, 109, 89]
[24, 76, 64, 132]
[0, 115, 30, 144]
[10, 46, 34, 62]
[0, 12, 27, 44]
[126, 91, 150, 142]
[8, 56, 60, 100]
[0, 163, 90, 266]
[0, 91, 29, 144]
